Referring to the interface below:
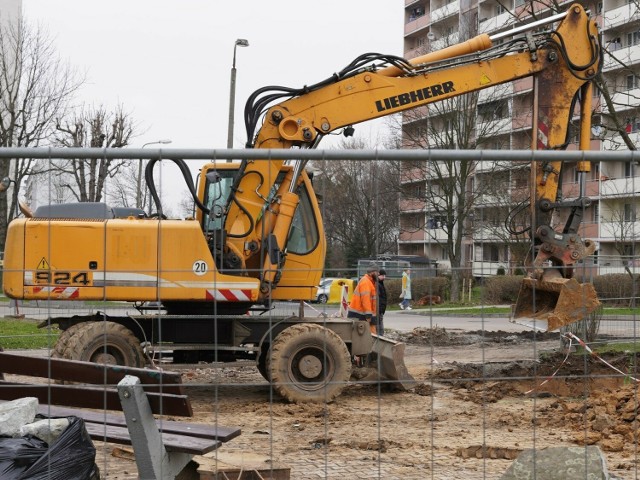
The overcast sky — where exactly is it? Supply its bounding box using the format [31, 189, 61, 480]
[23, 0, 403, 150]
[20, 1, 403, 209]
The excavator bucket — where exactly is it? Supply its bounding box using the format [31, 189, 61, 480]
[512, 277, 600, 332]
[369, 334, 416, 390]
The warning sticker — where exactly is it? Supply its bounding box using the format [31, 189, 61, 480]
[37, 257, 50, 270]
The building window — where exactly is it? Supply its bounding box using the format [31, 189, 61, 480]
[624, 203, 636, 222]
[624, 117, 640, 133]
[483, 245, 500, 262]
[625, 161, 636, 177]
[610, 37, 622, 51]
[627, 31, 640, 47]
[626, 74, 638, 91]
[409, 6, 425, 21]
[593, 202, 599, 223]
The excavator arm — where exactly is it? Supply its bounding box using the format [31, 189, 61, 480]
[226, 4, 601, 318]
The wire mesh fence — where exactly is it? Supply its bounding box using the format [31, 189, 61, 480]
[0, 149, 638, 479]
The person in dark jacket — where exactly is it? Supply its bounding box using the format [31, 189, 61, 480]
[377, 269, 388, 335]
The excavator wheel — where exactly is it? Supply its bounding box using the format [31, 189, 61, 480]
[61, 321, 146, 368]
[51, 323, 87, 359]
[269, 323, 351, 403]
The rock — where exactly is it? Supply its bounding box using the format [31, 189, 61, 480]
[500, 446, 610, 480]
[20, 417, 70, 445]
[0, 397, 39, 437]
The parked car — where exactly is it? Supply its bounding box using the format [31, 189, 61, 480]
[315, 277, 355, 304]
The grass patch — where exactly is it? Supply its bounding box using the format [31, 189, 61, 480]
[591, 342, 640, 355]
[0, 317, 60, 349]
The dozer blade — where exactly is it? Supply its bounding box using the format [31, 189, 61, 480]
[511, 277, 600, 332]
[369, 334, 416, 390]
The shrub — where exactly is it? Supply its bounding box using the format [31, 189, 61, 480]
[385, 277, 450, 303]
[592, 274, 640, 305]
[483, 275, 524, 304]
[496, 266, 506, 276]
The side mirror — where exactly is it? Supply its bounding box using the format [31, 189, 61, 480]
[206, 171, 222, 183]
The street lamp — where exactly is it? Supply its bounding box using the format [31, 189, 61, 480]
[139, 139, 172, 209]
[227, 38, 249, 150]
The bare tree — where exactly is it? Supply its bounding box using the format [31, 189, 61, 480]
[313, 137, 400, 275]
[391, 83, 516, 301]
[52, 105, 136, 202]
[0, 18, 82, 246]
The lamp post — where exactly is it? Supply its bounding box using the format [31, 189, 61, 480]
[139, 139, 172, 209]
[227, 38, 249, 150]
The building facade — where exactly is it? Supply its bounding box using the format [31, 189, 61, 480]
[399, 0, 640, 277]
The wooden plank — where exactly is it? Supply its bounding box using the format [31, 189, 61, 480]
[0, 352, 185, 395]
[83, 422, 221, 455]
[196, 452, 291, 480]
[0, 382, 193, 417]
[37, 404, 241, 442]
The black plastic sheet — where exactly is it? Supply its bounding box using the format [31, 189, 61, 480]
[0, 416, 98, 480]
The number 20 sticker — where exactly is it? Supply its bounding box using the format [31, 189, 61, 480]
[193, 260, 208, 276]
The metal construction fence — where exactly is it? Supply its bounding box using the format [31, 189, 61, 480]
[0, 148, 639, 479]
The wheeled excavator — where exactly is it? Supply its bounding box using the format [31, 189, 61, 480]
[2, 4, 601, 402]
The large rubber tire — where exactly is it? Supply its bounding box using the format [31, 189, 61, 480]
[269, 324, 351, 403]
[317, 294, 328, 304]
[62, 321, 145, 368]
[52, 323, 86, 359]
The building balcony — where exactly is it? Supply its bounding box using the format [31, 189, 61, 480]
[603, 133, 640, 151]
[478, 11, 515, 35]
[603, 44, 640, 72]
[478, 84, 513, 103]
[430, 31, 460, 51]
[513, 77, 533, 94]
[424, 226, 449, 241]
[608, 88, 640, 112]
[512, 110, 532, 131]
[562, 179, 601, 198]
[472, 260, 509, 277]
[600, 175, 640, 197]
[404, 13, 430, 36]
[474, 224, 510, 241]
[431, 0, 459, 23]
[600, 220, 640, 239]
[476, 116, 512, 136]
[475, 159, 514, 173]
[603, 3, 640, 31]
[399, 229, 427, 242]
[400, 198, 427, 211]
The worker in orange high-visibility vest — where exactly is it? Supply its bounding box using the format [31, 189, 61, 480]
[347, 262, 379, 334]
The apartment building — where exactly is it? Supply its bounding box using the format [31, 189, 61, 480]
[399, 0, 640, 277]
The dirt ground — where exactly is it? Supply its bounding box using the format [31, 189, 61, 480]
[19, 328, 640, 479]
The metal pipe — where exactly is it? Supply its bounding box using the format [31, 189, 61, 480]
[1, 147, 638, 163]
[489, 10, 569, 42]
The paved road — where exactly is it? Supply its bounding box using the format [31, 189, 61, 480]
[3, 300, 526, 333]
[284, 302, 526, 332]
